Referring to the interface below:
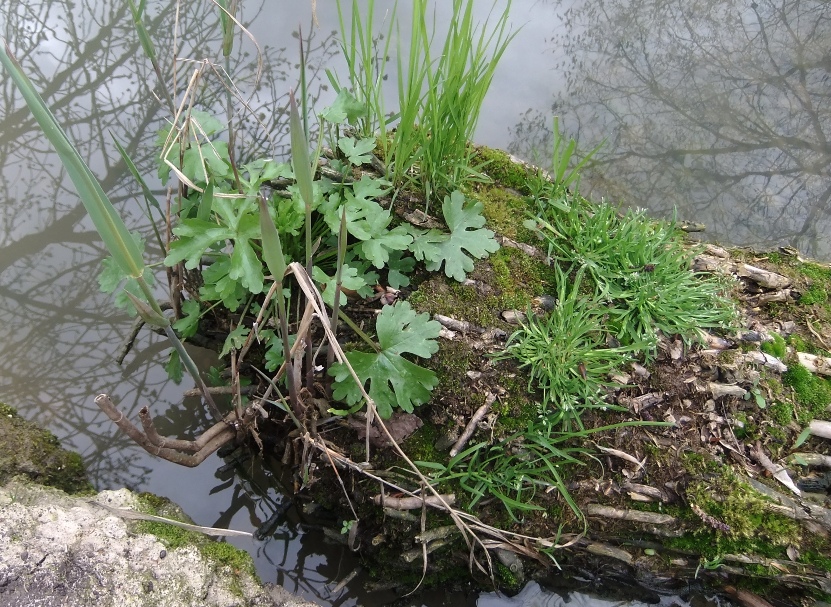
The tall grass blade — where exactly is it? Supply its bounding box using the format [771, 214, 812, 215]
[258, 195, 287, 281]
[110, 132, 165, 254]
[1, 41, 223, 421]
[0, 41, 145, 281]
[126, 0, 175, 113]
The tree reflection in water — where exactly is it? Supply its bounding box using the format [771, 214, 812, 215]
[0, 0, 364, 602]
[510, 0, 831, 259]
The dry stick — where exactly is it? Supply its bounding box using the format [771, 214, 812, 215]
[320, 441, 359, 523]
[115, 317, 145, 365]
[450, 393, 496, 457]
[94, 395, 235, 467]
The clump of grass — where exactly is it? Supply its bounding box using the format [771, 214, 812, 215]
[526, 194, 737, 351]
[334, 0, 515, 202]
[496, 265, 644, 430]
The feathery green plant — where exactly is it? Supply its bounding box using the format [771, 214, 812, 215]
[497, 265, 644, 430]
[526, 195, 737, 351]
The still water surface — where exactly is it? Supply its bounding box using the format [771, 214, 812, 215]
[0, 0, 827, 605]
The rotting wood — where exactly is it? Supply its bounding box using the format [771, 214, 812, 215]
[374, 494, 456, 510]
[585, 504, 676, 525]
[585, 542, 634, 565]
[747, 478, 831, 532]
[709, 382, 747, 399]
[808, 420, 831, 440]
[622, 482, 669, 503]
[740, 351, 787, 373]
[693, 255, 791, 289]
[416, 525, 460, 544]
[798, 352, 831, 376]
[402, 538, 451, 563]
[789, 453, 831, 468]
[749, 442, 800, 496]
[497, 235, 542, 259]
[750, 289, 797, 305]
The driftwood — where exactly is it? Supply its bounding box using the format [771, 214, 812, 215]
[585, 542, 633, 564]
[693, 255, 791, 289]
[790, 453, 831, 468]
[740, 351, 788, 373]
[374, 494, 456, 510]
[94, 394, 241, 467]
[798, 352, 831, 376]
[808, 420, 831, 440]
[449, 393, 497, 457]
[585, 504, 677, 525]
[747, 477, 831, 532]
[749, 442, 800, 496]
[709, 383, 748, 399]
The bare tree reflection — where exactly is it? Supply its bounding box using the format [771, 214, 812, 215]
[0, 0, 335, 489]
[510, 0, 831, 259]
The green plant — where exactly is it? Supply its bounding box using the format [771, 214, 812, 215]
[329, 0, 395, 141]
[526, 197, 736, 351]
[547, 116, 603, 190]
[334, 0, 515, 201]
[329, 301, 441, 418]
[0, 41, 221, 420]
[400, 0, 515, 200]
[497, 265, 645, 430]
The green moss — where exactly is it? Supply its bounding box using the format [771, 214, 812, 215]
[409, 248, 553, 330]
[495, 562, 522, 592]
[134, 492, 257, 585]
[683, 461, 800, 551]
[800, 284, 828, 306]
[0, 402, 94, 495]
[768, 401, 794, 426]
[472, 146, 534, 194]
[800, 261, 831, 284]
[760, 333, 786, 359]
[492, 369, 538, 433]
[404, 424, 442, 463]
[201, 541, 257, 578]
[476, 186, 536, 244]
[782, 364, 831, 423]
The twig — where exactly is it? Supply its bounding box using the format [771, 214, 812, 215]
[89, 500, 251, 537]
[450, 393, 496, 457]
[95, 394, 237, 467]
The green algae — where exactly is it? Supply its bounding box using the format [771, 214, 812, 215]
[0, 402, 93, 495]
[782, 364, 831, 423]
[135, 492, 257, 583]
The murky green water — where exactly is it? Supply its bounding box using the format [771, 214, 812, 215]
[0, 0, 825, 605]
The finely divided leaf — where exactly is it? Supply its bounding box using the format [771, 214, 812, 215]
[329, 301, 441, 418]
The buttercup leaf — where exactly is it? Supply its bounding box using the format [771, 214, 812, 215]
[424, 190, 500, 282]
[329, 301, 441, 418]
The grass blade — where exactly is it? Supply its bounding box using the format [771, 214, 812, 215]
[0, 41, 145, 280]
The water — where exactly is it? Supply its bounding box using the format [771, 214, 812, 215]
[0, 0, 825, 605]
